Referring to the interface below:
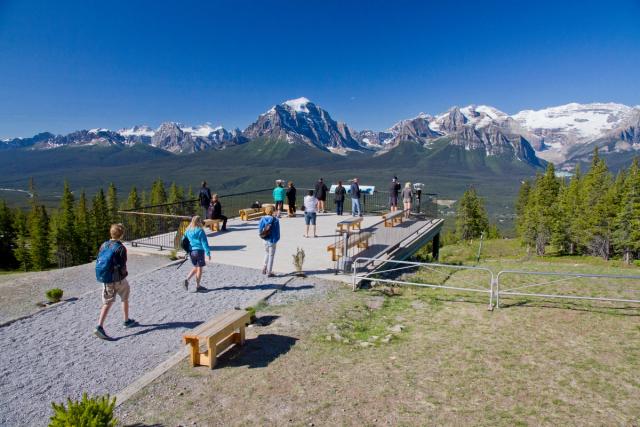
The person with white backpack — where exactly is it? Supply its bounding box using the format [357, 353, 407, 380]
[94, 223, 137, 340]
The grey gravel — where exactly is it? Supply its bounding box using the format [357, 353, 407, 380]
[0, 252, 169, 325]
[0, 263, 289, 427]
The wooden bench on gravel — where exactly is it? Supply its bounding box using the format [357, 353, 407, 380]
[327, 231, 372, 262]
[335, 216, 363, 233]
[203, 218, 222, 232]
[239, 208, 265, 221]
[382, 210, 404, 227]
[183, 309, 250, 369]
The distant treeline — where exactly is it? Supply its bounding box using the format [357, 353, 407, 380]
[0, 179, 197, 271]
[516, 149, 640, 263]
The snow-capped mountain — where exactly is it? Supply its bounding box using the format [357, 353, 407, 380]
[242, 97, 362, 153]
[513, 103, 639, 163]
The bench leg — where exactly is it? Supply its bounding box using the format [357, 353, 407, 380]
[237, 326, 246, 345]
[207, 336, 217, 369]
[184, 338, 200, 367]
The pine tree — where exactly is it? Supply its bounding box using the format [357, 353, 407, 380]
[515, 180, 531, 237]
[107, 183, 119, 224]
[186, 185, 197, 216]
[167, 182, 184, 215]
[579, 148, 615, 259]
[13, 209, 31, 271]
[53, 182, 80, 267]
[75, 190, 93, 263]
[0, 200, 18, 268]
[92, 189, 110, 253]
[455, 187, 489, 241]
[613, 159, 640, 264]
[150, 179, 167, 206]
[28, 204, 50, 270]
[521, 164, 560, 256]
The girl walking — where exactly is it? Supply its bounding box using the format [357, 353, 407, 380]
[183, 216, 211, 291]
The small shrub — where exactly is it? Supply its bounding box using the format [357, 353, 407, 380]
[292, 247, 305, 276]
[168, 249, 178, 261]
[245, 306, 257, 323]
[45, 288, 63, 303]
[49, 393, 117, 427]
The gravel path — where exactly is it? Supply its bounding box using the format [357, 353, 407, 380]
[266, 275, 338, 306]
[0, 252, 169, 325]
[0, 263, 289, 426]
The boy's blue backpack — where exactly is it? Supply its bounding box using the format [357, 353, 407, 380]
[95, 241, 121, 283]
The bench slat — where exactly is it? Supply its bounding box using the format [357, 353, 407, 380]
[184, 310, 245, 339]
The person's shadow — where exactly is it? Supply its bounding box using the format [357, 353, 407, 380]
[220, 333, 298, 368]
[112, 321, 203, 340]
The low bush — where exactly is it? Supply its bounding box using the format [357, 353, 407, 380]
[45, 288, 63, 303]
[49, 393, 116, 426]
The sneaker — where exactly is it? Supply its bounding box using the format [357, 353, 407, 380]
[183, 279, 189, 290]
[94, 326, 110, 340]
[123, 318, 138, 328]
[262, 266, 267, 275]
[267, 273, 276, 278]
[195, 285, 206, 292]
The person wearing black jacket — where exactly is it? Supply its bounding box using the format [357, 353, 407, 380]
[198, 181, 212, 220]
[286, 181, 297, 217]
[209, 194, 227, 231]
[314, 178, 328, 213]
[334, 180, 346, 215]
[389, 176, 401, 212]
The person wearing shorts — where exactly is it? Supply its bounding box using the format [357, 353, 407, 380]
[273, 180, 286, 218]
[314, 178, 328, 213]
[303, 190, 318, 238]
[183, 215, 211, 291]
[389, 176, 401, 212]
[94, 223, 137, 340]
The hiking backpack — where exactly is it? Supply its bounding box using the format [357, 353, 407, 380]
[95, 241, 122, 283]
[181, 234, 192, 253]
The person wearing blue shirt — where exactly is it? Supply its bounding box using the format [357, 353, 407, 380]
[258, 205, 280, 277]
[272, 180, 286, 218]
[183, 216, 211, 291]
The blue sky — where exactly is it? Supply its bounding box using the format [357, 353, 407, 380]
[1, 0, 639, 138]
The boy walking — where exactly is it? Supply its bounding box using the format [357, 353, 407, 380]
[94, 223, 137, 340]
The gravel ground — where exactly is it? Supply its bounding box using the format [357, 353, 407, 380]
[0, 251, 169, 325]
[0, 263, 290, 427]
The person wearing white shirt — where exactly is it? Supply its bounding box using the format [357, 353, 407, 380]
[303, 190, 318, 238]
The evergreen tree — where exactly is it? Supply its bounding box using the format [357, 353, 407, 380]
[92, 189, 110, 252]
[150, 179, 167, 206]
[75, 190, 93, 263]
[53, 182, 80, 267]
[28, 204, 50, 270]
[186, 185, 197, 216]
[107, 183, 119, 224]
[521, 164, 560, 255]
[613, 159, 640, 264]
[515, 180, 531, 237]
[0, 200, 18, 268]
[455, 187, 489, 241]
[13, 209, 31, 271]
[579, 148, 615, 259]
[167, 182, 184, 215]
[125, 186, 141, 238]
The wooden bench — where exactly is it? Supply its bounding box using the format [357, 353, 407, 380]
[239, 208, 265, 221]
[382, 210, 404, 227]
[327, 231, 372, 262]
[183, 309, 250, 369]
[336, 217, 363, 233]
[203, 218, 222, 232]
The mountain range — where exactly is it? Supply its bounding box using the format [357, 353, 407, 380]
[2, 98, 639, 170]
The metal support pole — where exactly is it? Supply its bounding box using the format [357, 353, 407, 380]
[432, 233, 440, 261]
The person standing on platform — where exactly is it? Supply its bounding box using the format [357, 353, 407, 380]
[258, 205, 280, 277]
[198, 181, 212, 220]
[389, 176, 401, 212]
[315, 178, 328, 213]
[272, 180, 285, 218]
[402, 182, 413, 219]
[334, 180, 346, 215]
[350, 178, 362, 217]
[303, 189, 318, 238]
[286, 181, 297, 217]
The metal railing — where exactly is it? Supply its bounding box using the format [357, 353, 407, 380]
[352, 257, 496, 309]
[495, 270, 640, 308]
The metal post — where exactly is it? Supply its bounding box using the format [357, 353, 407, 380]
[432, 233, 440, 261]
